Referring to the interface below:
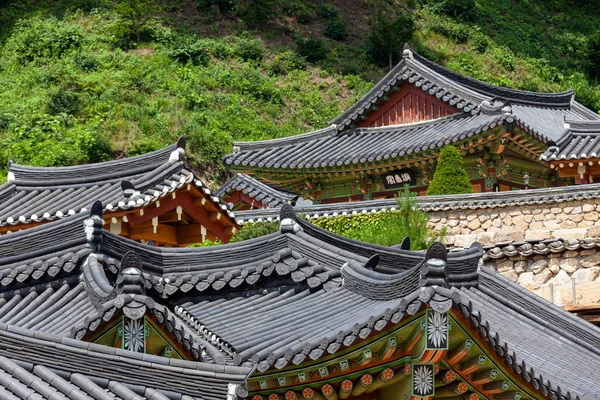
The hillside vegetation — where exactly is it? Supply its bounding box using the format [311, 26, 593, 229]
[0, 0, 599, 185]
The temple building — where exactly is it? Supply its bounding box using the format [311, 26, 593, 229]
[0, 202, 597, 399]
[0, 138, 239, 244]
[223, 46, 600, 203]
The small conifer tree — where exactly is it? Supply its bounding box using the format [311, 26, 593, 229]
[426, 146, 473, 196]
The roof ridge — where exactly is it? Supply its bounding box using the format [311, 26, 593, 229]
[230, 125, 336, 152]
[412, 52, 575, 107]
[8, 139, 183, 185]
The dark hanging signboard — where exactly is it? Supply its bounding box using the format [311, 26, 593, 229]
[380, 168, 415, 189]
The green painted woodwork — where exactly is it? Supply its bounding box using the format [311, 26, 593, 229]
[233, 125, 571, 201]
[88, 315, 186, 360]
[247, 307, 545, 400]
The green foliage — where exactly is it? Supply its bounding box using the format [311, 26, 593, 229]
[1, 0, 600, 186]
[227, 189, 444, 250]
[434, 0, 478, 21]
[426, 146, 473, 196]
[232, 37, 265, 62]
[197, 0, 239, 14]
[295, 37, 327, 63]
[114, 0, 159, 46]
[267, 51, 307, 75]
[311, 187, 445, 250]
[47, 89, 81, 115]
[230, 221, 279, 242]
[169, 37, 210, 66]
[367, 11, 415, 69]
[3, 16, 83, 63]
[317, 3, 339, 21]
[587, 31, 600, 80]
[241, 0, 279, 29]
[324, 17, 348, 41]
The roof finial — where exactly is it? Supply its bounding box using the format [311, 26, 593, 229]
[6, 160, 14, 182]
[402, 43, 413, 59]
[121, 180, 138, 198]
[176, 136, 186, 149]
[419, 242, 449, 288]
[170, 137, 186, 162]
[84, 201, 103, 251]
[280, 204, 302, 234]
[399, 237, 411, 250]
[116, 250, 146, 295]
[364, 254, 380, 271]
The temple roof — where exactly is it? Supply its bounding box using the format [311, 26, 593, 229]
[330, 49, 586, 131]
[0, 322, 250, 400]
[0, 138, 235, 230]
[216, 173, 300, 208]
[0, 203, 599, 399]
[542, 120, 600, 161]
[224, 49, 600, 172]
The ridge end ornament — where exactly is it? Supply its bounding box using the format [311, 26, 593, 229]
[84, 201, 103, 251]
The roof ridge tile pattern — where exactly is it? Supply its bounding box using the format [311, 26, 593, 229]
[542, 119, 600, 161]
[0, 138, 235, 229]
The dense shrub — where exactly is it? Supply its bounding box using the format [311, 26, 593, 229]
[353, 187, 446, 249]
[233, 38, 265, 61]
[435, 0, 478, 21]
[324, 17, 348, 41]
[267, 51, 306, 75]
[74, 54, 99, 71]
[241, 0, 279, 28]
[296, 37, 327, 63]
[48, 89, 80, 115]
[197, 0, 239, 13]
[230, 221, 279, 242]
[317, 3, 339, 20]
[426, 146, 473, 195]
[3, 17, 83, 63]
[169, 38, 210, 65]
[114, 0, 159, 45]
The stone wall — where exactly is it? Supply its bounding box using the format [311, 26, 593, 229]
[483, 247, 600, 306]
[426, 198, 600, 306]
[427, 199, 600, 248]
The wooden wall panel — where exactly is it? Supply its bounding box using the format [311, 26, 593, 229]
[357, 83, 460, 128]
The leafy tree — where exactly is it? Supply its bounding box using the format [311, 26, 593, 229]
[426, 145, 473, 195]
[114, 0, 159, 45]
[367, 11, 415, 69]
[434, 0, 478, 21]
[587, 31, 600, 80]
